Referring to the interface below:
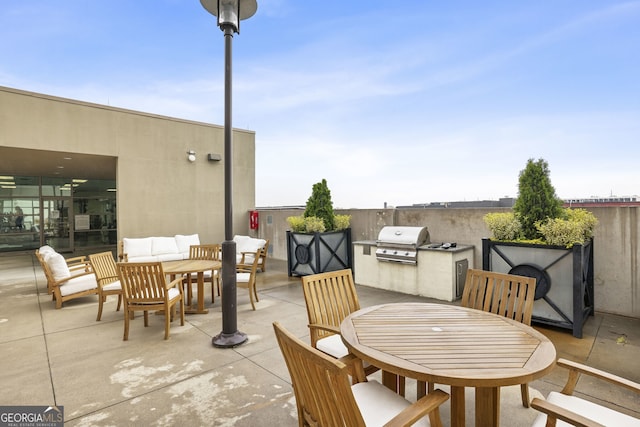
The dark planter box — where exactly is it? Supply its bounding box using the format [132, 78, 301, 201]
[482, 238, 594, 338]
[287, 229, 353, 276]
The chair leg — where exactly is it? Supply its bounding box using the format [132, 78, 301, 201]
[143, 310, 149, 327]
[123, 308, 130, 341]
[96, 294, 105, 321]
[179, 297, 185, 326]
[520, 383, 530, 407]
[164, 307, 171, 340]
[116, 294, 122, 311]
[249, 286, 256, 310]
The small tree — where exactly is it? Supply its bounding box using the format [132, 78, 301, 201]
[303, 179, 335, 231]
[513, 158, 563, 240]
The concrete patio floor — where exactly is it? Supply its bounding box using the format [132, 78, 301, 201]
[1, 252, 639, 426]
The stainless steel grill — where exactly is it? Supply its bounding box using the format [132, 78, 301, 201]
[375, 226, 430, 264]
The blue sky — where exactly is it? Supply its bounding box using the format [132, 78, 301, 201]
[2, 1, 639, 208]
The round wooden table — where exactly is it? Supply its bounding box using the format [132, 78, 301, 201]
[162, 259, 220, 314]
[340, 302, 557, 427]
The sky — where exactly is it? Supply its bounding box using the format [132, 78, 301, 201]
[1, 1, 639, 209]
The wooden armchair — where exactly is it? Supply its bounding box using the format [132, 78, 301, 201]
[531, 358, 640, 426]
[238, 238, 270, 272]
[236, 250, 261, 310]
[459, 268, 537, 407]
[88, 251, 123, 321]
[186, 244, 221, 305]
[273, 321, 449, 427]
[35, 248, 98, 309]
[116, 262, 184, 340]
[301, 269, 405, 391]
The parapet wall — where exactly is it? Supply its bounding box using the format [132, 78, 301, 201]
[255, 206, 640, 319]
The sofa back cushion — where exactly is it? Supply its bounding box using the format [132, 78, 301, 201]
[123, 237, 153, 259]
[233, 235, 266, 253]
[175, 234, 200, 256]
[151, 237, 180, 256]
[44, 252, 70, 281]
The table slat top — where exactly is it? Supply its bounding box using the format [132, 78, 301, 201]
[341, 303, 556, 387]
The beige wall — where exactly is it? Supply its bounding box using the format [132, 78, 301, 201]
[256, 206, 640, 319]
[0, 86, 255, 244]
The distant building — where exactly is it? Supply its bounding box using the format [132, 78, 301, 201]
[398, 198, 515, 209]
[564, 196, 640, 207]
[398, 195, 640, 209]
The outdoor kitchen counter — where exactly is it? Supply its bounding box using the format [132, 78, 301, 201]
[353, 240, 474, 301]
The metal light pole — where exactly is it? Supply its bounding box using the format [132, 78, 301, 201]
[200, 0, 257, 348]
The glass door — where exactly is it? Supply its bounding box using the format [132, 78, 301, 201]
[41, 198, 73, 252]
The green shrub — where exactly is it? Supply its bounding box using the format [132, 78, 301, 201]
[334, 214, 351, 231]
[513, 158, 563, 240]
[483, 212, 522, 241]
[304, 179, 335, 231]
[286, 215, 307, 233]
[287, 179, 351, 233]
[535, 208, 598, 247]
[286, 215, 327, 233]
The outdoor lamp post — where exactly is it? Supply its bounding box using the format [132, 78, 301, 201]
[200, 0, 257, 348]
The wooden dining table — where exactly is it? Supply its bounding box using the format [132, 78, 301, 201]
[162, 259, 221, 314]
[340, 302, 557, 427]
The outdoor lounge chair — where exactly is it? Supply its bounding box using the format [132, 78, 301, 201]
[35, 246, 99, 309]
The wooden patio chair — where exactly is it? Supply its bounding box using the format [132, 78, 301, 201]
[300, 268, 405, 392]
[464, 268, 537, 406]
[88, 251, 123, 321]
[417, 269, 536, 404]
[236, 249, 261, 310]
[185, 244, 221, 305]
[531, 358, 640, 426]
[35, 247, 99, 309]
[273, 321, 449, 427]
[116, 262, 184, 340]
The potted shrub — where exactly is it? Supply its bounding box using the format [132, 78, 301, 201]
[286, 179, 353, 276]
[482, 158, 598, 338]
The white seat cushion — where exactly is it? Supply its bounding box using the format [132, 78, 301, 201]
[156, 253, 183, 262]
[59, 273, 98, 296]
[167, 287, 180, 301]
[317, 334, 348, 359]
[316, 334, 375, 372]
[44, 252, 71, 281]
[351, 380, 431, 427]
[127, 255, 158, 263]
[531, 391, 640, 427]
[186, 270, 214, 279]
[102, 280, 122, 292]
[236, 272, 251, 283]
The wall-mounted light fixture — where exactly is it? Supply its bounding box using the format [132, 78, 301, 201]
[208, 153, 222, 162]
[187, 150, 196, 162]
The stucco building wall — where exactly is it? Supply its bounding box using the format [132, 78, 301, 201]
[0, 86, 255, 244]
